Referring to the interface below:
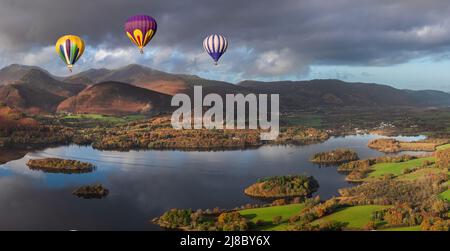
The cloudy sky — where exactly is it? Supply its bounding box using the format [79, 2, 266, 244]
[1, 0, 450, 91]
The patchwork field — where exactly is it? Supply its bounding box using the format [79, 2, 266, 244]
[239, 203, 305, 231]
[398, 167, 446, 181]
[440, 189, 450, 202]
[367, 157, 435, 179]
[56, 113, 146, 127]
[381, 225, 421, 231]
[63, 114, 145, 123]
[311, 205, 388, 229]
[437, 144, 450, 151]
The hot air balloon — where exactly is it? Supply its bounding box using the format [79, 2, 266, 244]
[55, 35, 85, 72]
[203, 34, 228, 65]
[125, 15, 157, 54]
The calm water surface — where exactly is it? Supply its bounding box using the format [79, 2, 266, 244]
[0, 134, 426, 230]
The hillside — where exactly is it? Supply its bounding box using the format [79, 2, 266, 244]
[0, 68, 86, 113]
[238, 79, 450, 110]
[18, 69, 86, 97]
[57, 81, 172, 116]
[0, 104, 39, 129]
[68, 64, 248, 96]
[66, 64, 187, 95]
[0, 64, 51, 86]
[403, 89, 450, 107]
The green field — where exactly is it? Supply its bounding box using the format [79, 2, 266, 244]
[283, 114, 323, 127]
[437, 144, 450, 151]
[398, 167, 446, 181]
[63, 114, 145, 122]
[440, 189, 450, 202]
[381, 225, 421, 231]
[239, 203, 305, 231]
[367, 157, 435, 179]
[311, 205, 388, 229]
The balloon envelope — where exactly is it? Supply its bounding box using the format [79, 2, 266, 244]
[55, 35, 85, 72]
[125, 15, 157, 53]
[203, 34, 228, 65]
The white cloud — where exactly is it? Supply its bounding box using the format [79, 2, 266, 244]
[92, 47, 138, 66]
[152, 47, 174, 65]
[22, 46, 54, 66]
[238, 48, 310, 80]
[254, 48, 297, 75]
[413, 24, 449, 42]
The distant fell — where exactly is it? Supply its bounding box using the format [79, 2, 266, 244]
[57, 81, 172, 116]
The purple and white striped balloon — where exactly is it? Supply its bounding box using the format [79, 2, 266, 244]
[203, 34, 228, 65]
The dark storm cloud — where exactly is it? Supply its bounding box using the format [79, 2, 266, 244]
[1, 0, 450, 74]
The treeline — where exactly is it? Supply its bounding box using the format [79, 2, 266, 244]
[155, 209, 249, 231]
[436, 148, 450, 168]
[368, 138, 448, 153]
[287, 197, 345, 230]
[369, 202, 449, 231]
[0, 125, 74, 149]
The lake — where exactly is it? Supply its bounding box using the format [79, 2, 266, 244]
[0, 134, 426, 230]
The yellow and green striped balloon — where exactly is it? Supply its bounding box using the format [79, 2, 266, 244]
[55, 35, 85, 72]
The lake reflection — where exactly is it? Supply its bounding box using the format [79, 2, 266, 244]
[0, 134, 426, 230]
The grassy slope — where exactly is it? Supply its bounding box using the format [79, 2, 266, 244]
[63, 114, 145, 123]
[239, 204, 305, 231]
[381, 225, 421, 231]
[438, 171, 450, 202]
[311, 205, 388, 229]
[398, 167, 446, 181]
[367, 157, 435, 178]
[438, 173, 449, 211]
[437, 144, 450, 150]
[440, 189, 450, 202]
[283, 114, 323, 127]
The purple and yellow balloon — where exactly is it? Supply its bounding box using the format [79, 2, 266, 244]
[125, 15, 157, 54]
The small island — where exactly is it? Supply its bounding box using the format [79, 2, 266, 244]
[27, 158, 95, 173]
[310, 148, 359, 165]
[73, 185, 109, 199]
[244, 175, 319, 199]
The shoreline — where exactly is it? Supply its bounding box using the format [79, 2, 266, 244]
[0, 131, 430, 153]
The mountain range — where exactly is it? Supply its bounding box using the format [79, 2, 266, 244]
[0, 63, 449, 115]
